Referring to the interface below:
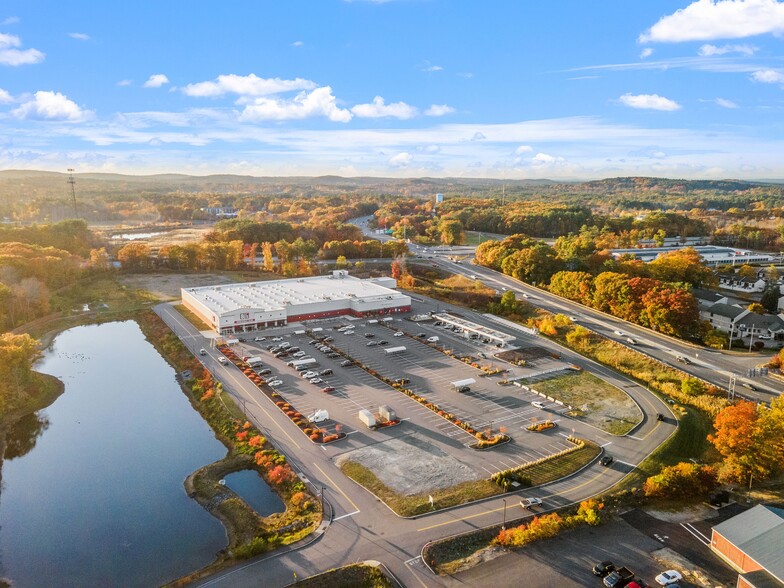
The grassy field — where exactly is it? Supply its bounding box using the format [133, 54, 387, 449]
[511, 439, 602, 487]
[292, 564, 393, 588]
[463, 231, 504, 246]
[522, 371, 642, 435]
[174, 304, 212, 331]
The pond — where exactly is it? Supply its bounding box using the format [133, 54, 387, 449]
[223, 469, 285, 517]
[0, 321, 228, 587]
[111, 231, 166, 240]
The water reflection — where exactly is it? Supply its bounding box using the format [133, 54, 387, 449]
[3, 412, 50, 461]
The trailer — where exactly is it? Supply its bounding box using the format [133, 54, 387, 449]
[246, 356, 264, 367]
[288, 358, 318, 368]
[379, 405, 397, 422]
[384, 346, 407, 355]
[381, 317, 394, 323]
[451, 378, 476, 389]
[358, 409, 377, 429]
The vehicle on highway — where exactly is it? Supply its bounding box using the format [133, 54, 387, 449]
[676, 356, 691, 364]
[519, 497, 542, 509]
[655, 570, 682, 586]
[601, 455, 614, 467]
[522, 293, 529, 298]
[593, 561, 616, 577]
[531, 400, 545, 409]
[656, 413, 664, 421]
[217, 356, 228, 365]
[199, 348, 207, 355]
[742, 382, 758, 391]
[613, 330, 624, 336]
[393, 331, 404, 337]
[268, 379, 283, 387]
[626, 337, 637, 345]
[340, 360, 353, 367]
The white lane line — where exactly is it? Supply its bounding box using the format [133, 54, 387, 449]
[681, 522, 711, 545]
[601, 441, 613, 447]
[628, 435, 644, 441]
[333, 510, 361, 521]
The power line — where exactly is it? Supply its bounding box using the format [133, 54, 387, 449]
[67, 168, 78, 218]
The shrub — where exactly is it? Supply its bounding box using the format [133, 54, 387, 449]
[643, 462, 718, 499]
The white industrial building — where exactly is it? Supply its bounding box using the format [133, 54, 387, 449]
[182, 271, 411, 335]
[609, 245, 773, 267]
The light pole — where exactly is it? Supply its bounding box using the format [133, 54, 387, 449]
[502, 498, 507, 530]
[320, 486, 325, 516]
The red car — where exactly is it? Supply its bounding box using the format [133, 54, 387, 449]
[321, 386, 336, 393]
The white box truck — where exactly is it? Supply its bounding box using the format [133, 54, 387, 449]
[358, 409, 377, 428]
[246, 356, 264, 367]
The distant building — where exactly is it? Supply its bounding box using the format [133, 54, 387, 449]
[711, 505, 784, 588]
[699, 296, 784, 345]
[609, 245, 773, 267]
[181, 271, 411, 335]
[636, 236, 710, 248]
[199, 206, 238, 218]
[718, 273, 768, 293]
[436, 193, 444, 203]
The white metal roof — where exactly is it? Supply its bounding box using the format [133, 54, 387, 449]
[183, 273, 407, 316]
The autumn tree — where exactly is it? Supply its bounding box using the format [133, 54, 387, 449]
[549, 271, 594, 304]
[439, 219, 465, 246]
[643, 462, 718, 498]
[117, 242, 152, 271]
[261, 242, 274, 271]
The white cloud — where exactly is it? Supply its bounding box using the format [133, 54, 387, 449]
[389, 152, 412, 167]
[12, 91, 92, 121]
[640, 48, 654, 59]
[457, 72, 474, 78]
[68, 33, 90, 41]
[715, 97, 739, 107]
[351, 96, 418, 119]
[751, 69, 784, 83]
[425, 104, 455, 117]
[0, 33, 45, 66]
[471, 131, 486, 141]
[619, 93, 682, 111]
[143, 74, 170, 88]
[239, 86, 353, 122]
[292, 40, 304, 47]
[698, 43, 757, 55]
[183, 73, 316, 98]
[531, 152, 565, 166]
[514, 145, 533, 155]
[117, 79, 132, 87]
[1, 16, 19, 26]
[422, 65, 443, 72]
[640, 0, 784, 43]
[0, 88, 13, 103]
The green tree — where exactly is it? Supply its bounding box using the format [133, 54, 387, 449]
[682, 377, 706, 396]
[760, 283, 780, 314]
[439, 219, 465, 246]
[548, 271, 594, 304]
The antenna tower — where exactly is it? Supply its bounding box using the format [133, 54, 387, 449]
[67, 168, 78, 218]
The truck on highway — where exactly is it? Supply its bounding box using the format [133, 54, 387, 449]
[603, 567, 634, 588]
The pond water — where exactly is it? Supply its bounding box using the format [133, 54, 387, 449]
[0, 321, 228, 587]
[223, 469, 285, 517]
[111, 231, 165, 240]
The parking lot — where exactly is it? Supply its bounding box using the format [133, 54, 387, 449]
[227, 309, 612, 482]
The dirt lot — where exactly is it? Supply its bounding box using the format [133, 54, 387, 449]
[119, 271, 274, 300]
[334, 435, 481, 496]
[521, 371, 642, 435]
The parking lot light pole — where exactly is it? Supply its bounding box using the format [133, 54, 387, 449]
[502, 498, 507, 530]
[320, 486, 325, 515]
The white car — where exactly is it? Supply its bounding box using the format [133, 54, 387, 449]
[309, 377, 323, 384]
[302, 371, 317, 379]
[272, 336, 283, 342]
[613, 330, 624, 336]
[655, 570, 683, 586]
[531, 400, 545, 409]
[519, 497, 542, 509]
[268, 379, 283, 387]
[393, 331, 404, 337]
[217, 356, 228, 365]
[254, 336, 266, 342]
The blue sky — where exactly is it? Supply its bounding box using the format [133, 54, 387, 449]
[2, 0, 784, 179]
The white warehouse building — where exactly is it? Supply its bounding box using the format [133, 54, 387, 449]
[181, 270, 411, 335]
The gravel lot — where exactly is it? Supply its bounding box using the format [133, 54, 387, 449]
[335, 435, 481, 495]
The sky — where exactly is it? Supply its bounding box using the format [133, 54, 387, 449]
[2, 0, 784, 180]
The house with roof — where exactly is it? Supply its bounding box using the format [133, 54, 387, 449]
[710, 505, 784, 588]
[719, 273, 768, 293]
[700, 300, 784, 347]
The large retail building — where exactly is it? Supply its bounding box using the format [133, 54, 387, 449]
[181, 271, 411, 335]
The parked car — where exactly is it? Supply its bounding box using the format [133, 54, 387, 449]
[593, 561, 616, 577]
[322, 386, 335, 393]
[416, 333, 426, 338]
[340, 360, 353, 367]
[328, 352, 341, 358]
[288, 346, 300, 352]
[604, 567, 634, 588]
[531, 400, 545, 409]
[271, 336, 283, 342]
[655, 570, 682, 586]
[308, 339, 319, 345]
[344, 330, 354, 335]
[302, 371, 317, 379]
[320, 369, 333, 376]
[393, 331, 404, 337]
[364, 333, 376, 338]
[366, 341, 378, 347]
[268, 379, 283, 387]
[292, 351, 306, 358]
[395, 378, 410, 385]
[309, 377, 323, 384]
[254, 336, 266, 342]
[601, 455, 614, 467]
[323, 337, 334, 342]
[258, 368, 272, 375]
[378, 340, 389, 345]
[456, 385, 471, 393]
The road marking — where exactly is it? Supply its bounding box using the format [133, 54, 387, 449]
[616, 460, 635, 467]
[628, 435, 644, 441]
[311, 462, 360, 512]
[600, 442, 613, 447]
[333, 510, 360, 521]
[417, 504, 513, 532]
[405, 555, 422, 565]
[681, 522, 711, 546]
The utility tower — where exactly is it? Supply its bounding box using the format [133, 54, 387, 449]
[67, 168, 78, 218]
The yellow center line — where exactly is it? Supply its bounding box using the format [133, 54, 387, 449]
[312, 461, 360, 513]
[638, 418, 661, 441]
